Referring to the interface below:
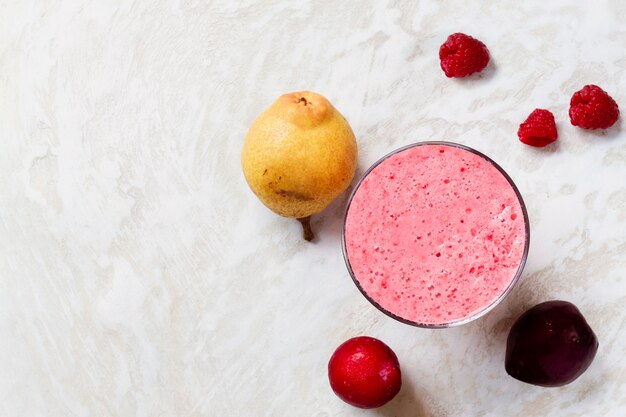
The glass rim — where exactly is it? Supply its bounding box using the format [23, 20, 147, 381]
[341, 141, 531, 329]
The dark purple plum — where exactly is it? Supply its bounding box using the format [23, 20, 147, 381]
[505, 300, 598, 387]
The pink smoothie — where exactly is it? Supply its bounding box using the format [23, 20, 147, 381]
[344, 143, 528, 326]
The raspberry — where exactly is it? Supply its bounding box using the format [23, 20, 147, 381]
[518, 109, 558, 147]
[328, 336, 401, 409]
[569, 85, 619, 129]
[439, 33, 490, 78]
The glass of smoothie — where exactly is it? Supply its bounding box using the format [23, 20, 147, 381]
[342, 142, 530, 328]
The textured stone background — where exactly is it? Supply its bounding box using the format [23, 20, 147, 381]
[1, 1, 625, 416]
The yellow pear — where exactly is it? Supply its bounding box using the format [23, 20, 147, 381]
[242, 91, 358, 241]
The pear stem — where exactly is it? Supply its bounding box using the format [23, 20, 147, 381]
[297, 216, 314, 241]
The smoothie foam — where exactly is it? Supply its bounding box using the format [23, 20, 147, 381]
[343, 143, 528, 326]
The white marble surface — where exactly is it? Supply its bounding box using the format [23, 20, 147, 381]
[1, 1, 625, 416]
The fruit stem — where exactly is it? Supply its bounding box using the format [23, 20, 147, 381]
[297, 216, 314, 241]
